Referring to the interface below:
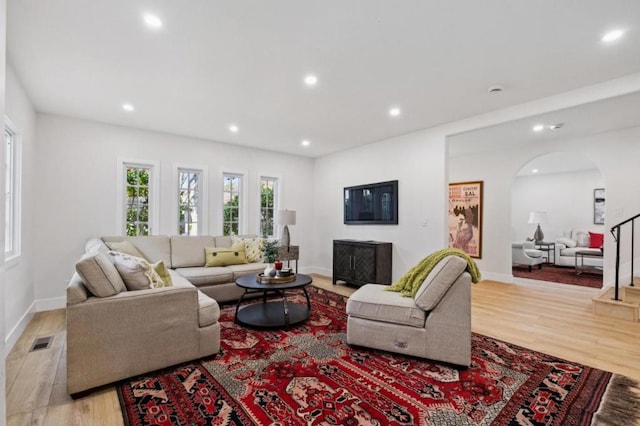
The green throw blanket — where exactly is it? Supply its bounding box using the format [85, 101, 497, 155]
[386, 248, 481, 297]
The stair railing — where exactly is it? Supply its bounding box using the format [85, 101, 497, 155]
[610, 212, 640, 301]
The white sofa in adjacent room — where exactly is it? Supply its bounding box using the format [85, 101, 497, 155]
[554, 229, 604, 268]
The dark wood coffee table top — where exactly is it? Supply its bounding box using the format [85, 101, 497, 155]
[235, 273, 312, 291]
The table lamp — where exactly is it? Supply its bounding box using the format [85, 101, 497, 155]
[278, 209, 296, 247]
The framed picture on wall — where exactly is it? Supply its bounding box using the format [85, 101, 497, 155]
[594, 188, 605, 224]
[448, 181, 483, 258]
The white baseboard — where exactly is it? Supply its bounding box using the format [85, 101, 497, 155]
[302, 266, 331, 278]
[480, 271, 513, 283]
[35, 296, 66, 312]
[5, 301, 36, 357]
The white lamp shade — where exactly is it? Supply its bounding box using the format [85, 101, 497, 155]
[528, 211, 548, 225]
[277, 210, 296, 226]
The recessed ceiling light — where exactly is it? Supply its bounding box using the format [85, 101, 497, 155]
[487, 85, 504, 93]
[389, 107, 401, 117]
[143, 13, 163, 29]
[532, 124, 544, 132]
[532, 169, 539, 174]
[301, 140, 311, 147]
[601, 29, 624, 43]
[122, 103, 134, 112]
[229, 124, 239, 133]
[548, 123, 563, 131]
[304, 75, 318, 86]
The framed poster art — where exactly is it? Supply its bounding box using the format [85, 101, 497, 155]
[594, 188, 605, 225]
[448, 181, 483, 258]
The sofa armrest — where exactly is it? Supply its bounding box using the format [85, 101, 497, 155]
[66, 283, 201, 394]
[555, 243, 567, 251]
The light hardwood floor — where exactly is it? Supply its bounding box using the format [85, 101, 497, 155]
[6, 275, 640, 425]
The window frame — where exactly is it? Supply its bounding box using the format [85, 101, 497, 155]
[258, 174, 281, 238]
[221, 170, 248, 236]
[4, 117, 21, 262]
[116, 159, 160, 236]
[175, 164, 208, 236]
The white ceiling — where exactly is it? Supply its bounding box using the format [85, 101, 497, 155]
[7, 1, 640, 158]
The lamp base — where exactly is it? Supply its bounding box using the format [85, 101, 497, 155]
[280, 225, 290, 247]
[533, 225, 544, 244]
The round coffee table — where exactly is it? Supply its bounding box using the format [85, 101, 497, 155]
[234, 273, 313, 329]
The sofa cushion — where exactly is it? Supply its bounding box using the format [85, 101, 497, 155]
[227, 263, 267, 279]
[102, 236, 172, 267]
[104, 240, 146, 259]
[111, 252, 166, 291]
[571, 230, 591, 247]
[171, 236, 216, 268]
[214, 236, 232, 248]
[414, 256, 466, 311]
[525, 249, 543, 258]
[346, 284, 425, 328]
[75, 251, 127, 298]
[198, 291, 220, 327]
[559, 247, 602, 257]
[174, 267, 234, 286]
[205, 243, 247, 267]
[556, 237, 577, 248]
[231, 235, 264, 262]
[67, 272, 89, 304]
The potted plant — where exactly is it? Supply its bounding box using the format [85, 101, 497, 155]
[262, 240, 279, 277]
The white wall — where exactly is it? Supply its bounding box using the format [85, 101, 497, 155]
[512, 169, 605, 242]
[449, 128, 640, 284]
[0, 0, 6, 420]
[4, 66, 37, 351]
[312, 129, 449, 280]
[33, 114, 315, 304]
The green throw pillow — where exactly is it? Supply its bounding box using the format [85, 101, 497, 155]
[152, 260, 173, 287]
[205, 242, 248, 267]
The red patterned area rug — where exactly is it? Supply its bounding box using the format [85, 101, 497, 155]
[513, 265, 603, 289]
[118, 286, 638, 426]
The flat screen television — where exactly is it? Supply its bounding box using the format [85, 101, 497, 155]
[344, 180, 398, 225]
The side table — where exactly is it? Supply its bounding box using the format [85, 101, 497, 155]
[277, 245, 299, 273]
[534, 242, 555, 265]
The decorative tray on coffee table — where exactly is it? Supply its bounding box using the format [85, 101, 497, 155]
[256, 273, 296, 284]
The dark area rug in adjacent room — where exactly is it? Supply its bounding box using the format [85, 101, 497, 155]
[117, 287, 638, 425]
[513, 264, 603, 288]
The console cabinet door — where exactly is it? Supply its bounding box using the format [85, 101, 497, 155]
[333, 241, 354, 282]
[353, 245, 375, 283]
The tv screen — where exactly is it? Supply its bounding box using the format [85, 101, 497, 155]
[344, 180, 398, 225]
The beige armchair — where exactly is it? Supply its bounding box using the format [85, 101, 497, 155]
[512, 242, 544, 271]
[346, 255, 471, 366]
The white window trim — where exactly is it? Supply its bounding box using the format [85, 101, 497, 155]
[174, 164, 208, 235]
[4, 116, 22, 264]
[116, 158, 160, 235]
[257, 173, 282, 238]
[220, 169, 248, 235]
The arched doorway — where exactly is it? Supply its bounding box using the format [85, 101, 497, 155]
[511, 152, 605, 288]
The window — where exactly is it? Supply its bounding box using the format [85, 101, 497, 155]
[222, 174, 242, 236]
[178, 169, 202, 235]
[260, 177, 278, 237]
[124, 164, 152, 236]
[4, 118, 20, 259]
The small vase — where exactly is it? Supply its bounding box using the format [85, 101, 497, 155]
[264, 264, 277, 277]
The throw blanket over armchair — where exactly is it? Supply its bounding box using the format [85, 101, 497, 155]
[346, 255, 472, 366]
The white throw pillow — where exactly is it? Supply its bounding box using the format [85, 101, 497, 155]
[110, 252, 165, 291]
[573, 231, 590, 248]
[556, 237, 577, 248]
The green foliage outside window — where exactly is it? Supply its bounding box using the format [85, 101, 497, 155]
[125, 167, 150, 236]
[223, 195, 239, 236]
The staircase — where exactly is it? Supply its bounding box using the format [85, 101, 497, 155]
[591, 214, 640, 322]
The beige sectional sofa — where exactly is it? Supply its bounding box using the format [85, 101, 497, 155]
[66, 234, 266, 395]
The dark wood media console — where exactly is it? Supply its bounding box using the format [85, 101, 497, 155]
[332, 239, 392, 287]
